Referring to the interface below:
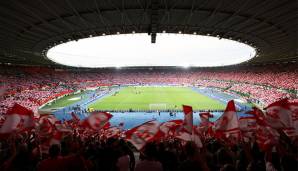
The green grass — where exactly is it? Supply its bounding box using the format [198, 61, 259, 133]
[88, 86, 225, 111]
[42, 91, 89, 109]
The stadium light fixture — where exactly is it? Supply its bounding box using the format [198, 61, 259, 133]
[47, 33, 256, 68]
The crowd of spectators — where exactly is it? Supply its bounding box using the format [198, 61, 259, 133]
[0, 64, 297, 114]
[0, 130, 296, 171]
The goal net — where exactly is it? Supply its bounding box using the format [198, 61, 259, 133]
[149, 103, 167, 111]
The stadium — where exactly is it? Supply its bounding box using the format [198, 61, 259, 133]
[0, 1, 297, 171]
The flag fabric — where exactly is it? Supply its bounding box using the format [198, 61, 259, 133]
[214, 100, 240, 141]
[54, 121, 72, 133]
[0, 103, 35, 137]
[239, 116, 257, 142]
[39, 114, 58, 125]
[288, 102, 298, 135]
[246, 107, 267, 126]
[239, 116, 257, 132]
[81, 112, 113, 130]
[37, 117, 54, 139]
[159, 120, 183, 137]
[199, 112, 214, 134]
[256, 125, 279, 151]
[182, 105, 193, 133]
[175, 127, 203, 148]
[125, 120, 161, 150]
[175, 129, 192, 141]
[265, 99, 293, 129]
[199, 112, 213, 126]
[104, 126, 121, 139]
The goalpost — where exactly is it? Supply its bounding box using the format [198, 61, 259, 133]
[149, 103, 167, 111]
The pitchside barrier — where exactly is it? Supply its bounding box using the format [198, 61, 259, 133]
[93, 109, 227, 113]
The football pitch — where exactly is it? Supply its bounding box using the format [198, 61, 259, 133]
[89, 86, 225, 111]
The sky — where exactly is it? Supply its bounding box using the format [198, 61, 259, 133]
[47, 33, 256, 68]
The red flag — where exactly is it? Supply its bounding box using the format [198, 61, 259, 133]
[289, 102, 298, 135]
[214, 100, 240, 141]
[104, 126, 121, 139]
[103, 122, 111, 129]
[183, 105, 193, 133]
[39, 114, 58, 125]
[239, 116, 257, 132]
[246, 107, 267, 126]
[37, 117, 54, 139]
[199, 112, 214, 134]
[175, 127, 202, 148]
[265, 99, 293, 129]
[199, 112, 213, 125]
[239, 116, 257, 142]
[40, 131, 63, 154]
[0, 104, 35, 137]
[81, 112, 113, 130]
[256, 125, 279, 151]
[125, 120, 161, 150]
[159, 120, 183, 137]
[54, 121, 72, 133]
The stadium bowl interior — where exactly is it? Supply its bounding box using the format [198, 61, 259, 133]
[0, 1, 297, 171]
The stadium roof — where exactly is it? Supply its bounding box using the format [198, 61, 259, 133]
[0, 0, 297, 67]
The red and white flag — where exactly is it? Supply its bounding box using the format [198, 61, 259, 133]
[239, 116, 257, 132]
[214, 100, 240, 140]
[39, 114, 58, 125]
[199, 112, 214, 134]
[265, 99, 293, 129]
[37, 117, 54, 139]
[104, 126, 121, 139]
[159, 120, 183, 137]
[183, 105, 193, 133]
[0, 103, 35, 137]
[40, 131, 63, 154]
[256, 125, 279, 151]
[125, 120, 161, 150]
[246, 107, 267, 126]
[54, 121, 72, 133]
[199, 112, 213, 126]
[289, 102, 298, 135]
[81, 112, 113, 130]
[175, 126, 203, 148]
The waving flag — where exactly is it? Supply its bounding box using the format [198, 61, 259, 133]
[265, 99, 293, 129]
[81, 112, 113, 130]
[214, 100, 240, 140]
[159, 120, 183, 137]
[199, 112, 214, 134]
[289, 102, 298, 135]
[239, 116, 257, 131]
[183, 105, 193, 133]
[39, 114, 58, 125]
[104, 126, 121, 139]
[199, 112, 213, 125]
[256, 125, 279, 151]
[0, 104, 35, 137]
[125, 120, 161, 150]
[246, 107, 267, 126]
[37, 117, 54, 139]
